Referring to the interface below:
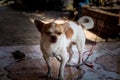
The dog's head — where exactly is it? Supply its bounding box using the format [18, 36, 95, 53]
[34, 19, 70, 44]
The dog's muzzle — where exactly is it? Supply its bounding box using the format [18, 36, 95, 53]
[50, 35, 57, 43]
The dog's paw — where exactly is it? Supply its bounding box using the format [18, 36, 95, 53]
[74, 63, 83, 70]
[57, 77, 64, 80]
[66, 62, 76, 67]
[47, 72, 52, 79]
[66, 62, 72, 66]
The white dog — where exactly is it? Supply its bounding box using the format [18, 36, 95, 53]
[34, 16, 94, 80]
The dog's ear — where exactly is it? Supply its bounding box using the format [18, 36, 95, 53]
[34, 19, 44, 32]
[62, 22, 73, 39]
[62, 21, 69, 32]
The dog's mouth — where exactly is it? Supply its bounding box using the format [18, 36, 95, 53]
[50, 39, 57, 43]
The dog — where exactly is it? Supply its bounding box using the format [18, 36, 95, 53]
[34, 16, 94, 80]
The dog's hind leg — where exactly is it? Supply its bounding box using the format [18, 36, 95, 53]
[67, 42, 74, 65]
[76, 41, 85, 65]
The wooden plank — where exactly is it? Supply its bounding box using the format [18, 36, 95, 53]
[82, 5, 119, 17]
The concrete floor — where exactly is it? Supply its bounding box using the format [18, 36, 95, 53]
[0, 5, 120, 80]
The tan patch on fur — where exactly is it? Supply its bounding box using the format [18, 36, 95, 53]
[55, 24, 64, 33]
[65, 27, 73, 39]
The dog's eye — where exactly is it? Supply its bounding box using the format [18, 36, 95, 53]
[46, 32, 51, 35]
[57, 32, 62, 35]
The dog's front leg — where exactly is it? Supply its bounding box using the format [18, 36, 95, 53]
[58, 51, 68, 80]
[43, 55, 52, 78]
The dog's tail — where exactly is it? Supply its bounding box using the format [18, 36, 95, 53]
[78, 16, 94, 29]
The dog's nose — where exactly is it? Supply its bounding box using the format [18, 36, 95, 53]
[50, 35, 57, 43]
[51, 35, 57, 40]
